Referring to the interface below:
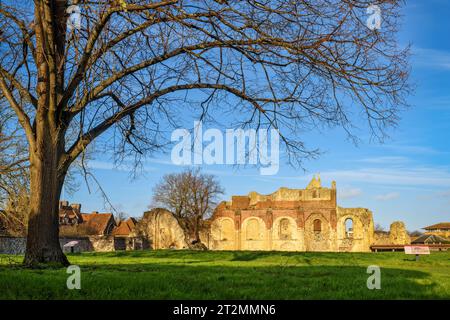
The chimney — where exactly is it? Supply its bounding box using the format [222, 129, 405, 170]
[59, 200, 69, 209]
[71, 203, 81, 212]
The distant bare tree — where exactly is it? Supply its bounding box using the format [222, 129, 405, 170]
[0, 107, 29, 235]
[0, 0, 410, 265]
[115, 211, 128, 224]
[374, 223, 385, 232]
[408, 230, 423, 237]
[0, 106, 78, 236]
[152, 169, 224, 248]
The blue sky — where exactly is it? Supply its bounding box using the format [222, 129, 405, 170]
[65, 0, 450, 232]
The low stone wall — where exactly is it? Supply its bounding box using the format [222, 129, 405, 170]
[373, 231, 391, 245]
[0, 236, 143, 255]
[0, 236, 26, 255]
[373, 222, 411, 246]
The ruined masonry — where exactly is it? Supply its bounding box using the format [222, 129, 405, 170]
[208, 176, 408, 252]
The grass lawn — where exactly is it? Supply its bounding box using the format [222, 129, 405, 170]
[0, 250, 449, 299]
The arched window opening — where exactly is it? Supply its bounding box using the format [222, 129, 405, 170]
[313, 219, 322, 232]
[220, 219, 234, 241]
[345, 218, 354, 238]
[279, 218, 292, 240]
[246, 219, 260, 240]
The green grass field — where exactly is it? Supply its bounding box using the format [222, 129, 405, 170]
[0, 250, 449, 299]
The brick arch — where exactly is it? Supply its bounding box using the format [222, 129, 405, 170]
[241, 217, 266, 250]
[272, 216, 298, 240]
[271, 216, 301, 251]
[304, 212, 333, 252]
[211, 217, 236, 250]
[305, 212, 329, 224]
[337, 215, 363, 240]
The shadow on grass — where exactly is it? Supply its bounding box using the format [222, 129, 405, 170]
[227, 250, 334, 262]
[0, 262, 444, 300]
[80, 249, 404, 262]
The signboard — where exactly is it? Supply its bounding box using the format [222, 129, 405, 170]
[404, 245, 430, 255]
[63, 240, 79, 248]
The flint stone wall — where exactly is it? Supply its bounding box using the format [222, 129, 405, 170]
[0, 236, 141, 254]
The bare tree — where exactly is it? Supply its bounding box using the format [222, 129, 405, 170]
[408, 230, 423, 237]
[374, 223, 385, 232]
[152, 168, 224, 248]
[115, 210, 128, 224]
[0, 107, 29, 236]
[0, 0, 410, 265]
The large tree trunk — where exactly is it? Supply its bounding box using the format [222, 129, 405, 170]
[24, 0, 69, 266]
[193, 216, 201, 243]
[23, 128, 69, 267]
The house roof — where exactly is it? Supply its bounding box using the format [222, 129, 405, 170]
[423, 222, 450, 230]
[59, 212, 115, 236]
[411, 234, 450, 244]
[59, 206, 83, 221]
[112, 218, 137, 236]
[82, 213, 115, 234]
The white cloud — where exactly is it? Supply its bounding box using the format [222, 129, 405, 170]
[88, 161, 117, 170]
[146, 158, 175, 165]
[241, 165, 450, 189]
[378, 144, 446, 155]
[413, 47, 450, 70]
[339, 188, 363, 199]
[374, 192, 400, 201]
[356, 156, 410, 164]
[437, 190, 450, 197]
[88, 160, 156, 172]
[323, 166, 450, 188]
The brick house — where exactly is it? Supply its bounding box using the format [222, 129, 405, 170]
[423, 222, 450, 239]
[59, 201, 116, 236]
[58, 201, 142, 251]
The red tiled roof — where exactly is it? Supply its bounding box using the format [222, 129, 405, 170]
[59, 212, 115, 237]
[59, 207, 82, 221]
[112, 218, 137, 236]
[82, 213, 115, 234]
[423, 222, 450, 230]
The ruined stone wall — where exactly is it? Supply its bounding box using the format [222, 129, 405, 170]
[389, 221, 411, 245]
[141, 207, 410, 253]
[372, 222, 411, 245]
[141, 180, 410, 253]
[336, 207, 374, 252]
[136, 209, 188, 249]
[373, 231, 390, 245]
[271, 214, 303, 251]
[208, 206, 381, 253]
[207, 180, 415, 252]
[209, 182, 345, 252]
[303, 211, 336, 252]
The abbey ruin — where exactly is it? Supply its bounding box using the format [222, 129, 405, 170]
[139, 176, 411, 252]
[209, 176, 378, 252]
